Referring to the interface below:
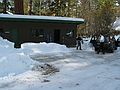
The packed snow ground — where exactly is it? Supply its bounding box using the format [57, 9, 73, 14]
[0, 37, 120, 90]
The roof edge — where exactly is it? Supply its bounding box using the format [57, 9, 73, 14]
[0, 14, 84, 24]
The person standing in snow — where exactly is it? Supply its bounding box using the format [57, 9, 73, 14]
[111, 36, 117, 50]
[97, 35, 105, 54]
[76, 34, 83, 50]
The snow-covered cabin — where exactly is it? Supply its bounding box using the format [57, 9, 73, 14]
[0, 14, 84, 48]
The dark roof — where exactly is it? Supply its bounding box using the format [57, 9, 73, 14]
[0, 14, 84, 24]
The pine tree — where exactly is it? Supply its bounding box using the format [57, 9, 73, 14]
[94, 0, 115, 35]
[48, 0, 67, 16]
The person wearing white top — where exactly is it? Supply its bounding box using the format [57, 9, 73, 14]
[100, 35, 105, 42]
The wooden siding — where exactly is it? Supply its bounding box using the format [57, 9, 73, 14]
[0, 21, 77, 48]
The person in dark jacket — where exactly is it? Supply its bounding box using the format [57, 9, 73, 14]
[76, 35, 83, 50]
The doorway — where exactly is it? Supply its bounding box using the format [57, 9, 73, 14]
[54, 29, 60, 43]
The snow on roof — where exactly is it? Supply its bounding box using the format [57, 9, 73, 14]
[0, 14, 84, 24]
[113, 17, 120, 31]
[6, 11, 14, 15]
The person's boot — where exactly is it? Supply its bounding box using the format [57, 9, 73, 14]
[79, 47, 82, 50]
[76, 46, 78, 50]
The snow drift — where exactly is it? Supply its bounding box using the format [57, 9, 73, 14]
[0, 37, 70, 77]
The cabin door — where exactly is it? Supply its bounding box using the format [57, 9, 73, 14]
[54, 29, 60, 43]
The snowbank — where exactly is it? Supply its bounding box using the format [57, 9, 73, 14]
[0, 53, 33, 77]
[0, 37, 14, 56]
[21, 42, 71, 55]
[0, 37, 35, 77]
[0, 37, 71, 77]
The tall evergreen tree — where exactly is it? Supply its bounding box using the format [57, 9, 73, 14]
[48, 0, 67, 16]
[94, 0, 115, 35]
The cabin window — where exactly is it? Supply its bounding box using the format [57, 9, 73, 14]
[31, 29, 44, 37]
[66, 30, 74, 37]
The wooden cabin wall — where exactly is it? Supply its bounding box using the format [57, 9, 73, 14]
[0, 21, 77, 47]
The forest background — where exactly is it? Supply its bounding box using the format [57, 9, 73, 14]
[0, 0, 120, 36]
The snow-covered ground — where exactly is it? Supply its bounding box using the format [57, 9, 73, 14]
[0, 37, 120, 90]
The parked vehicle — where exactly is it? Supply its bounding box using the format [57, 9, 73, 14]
[94, 42, 114, 54]
[90, 36, 115, 54]
[116, 37, 120, 47]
